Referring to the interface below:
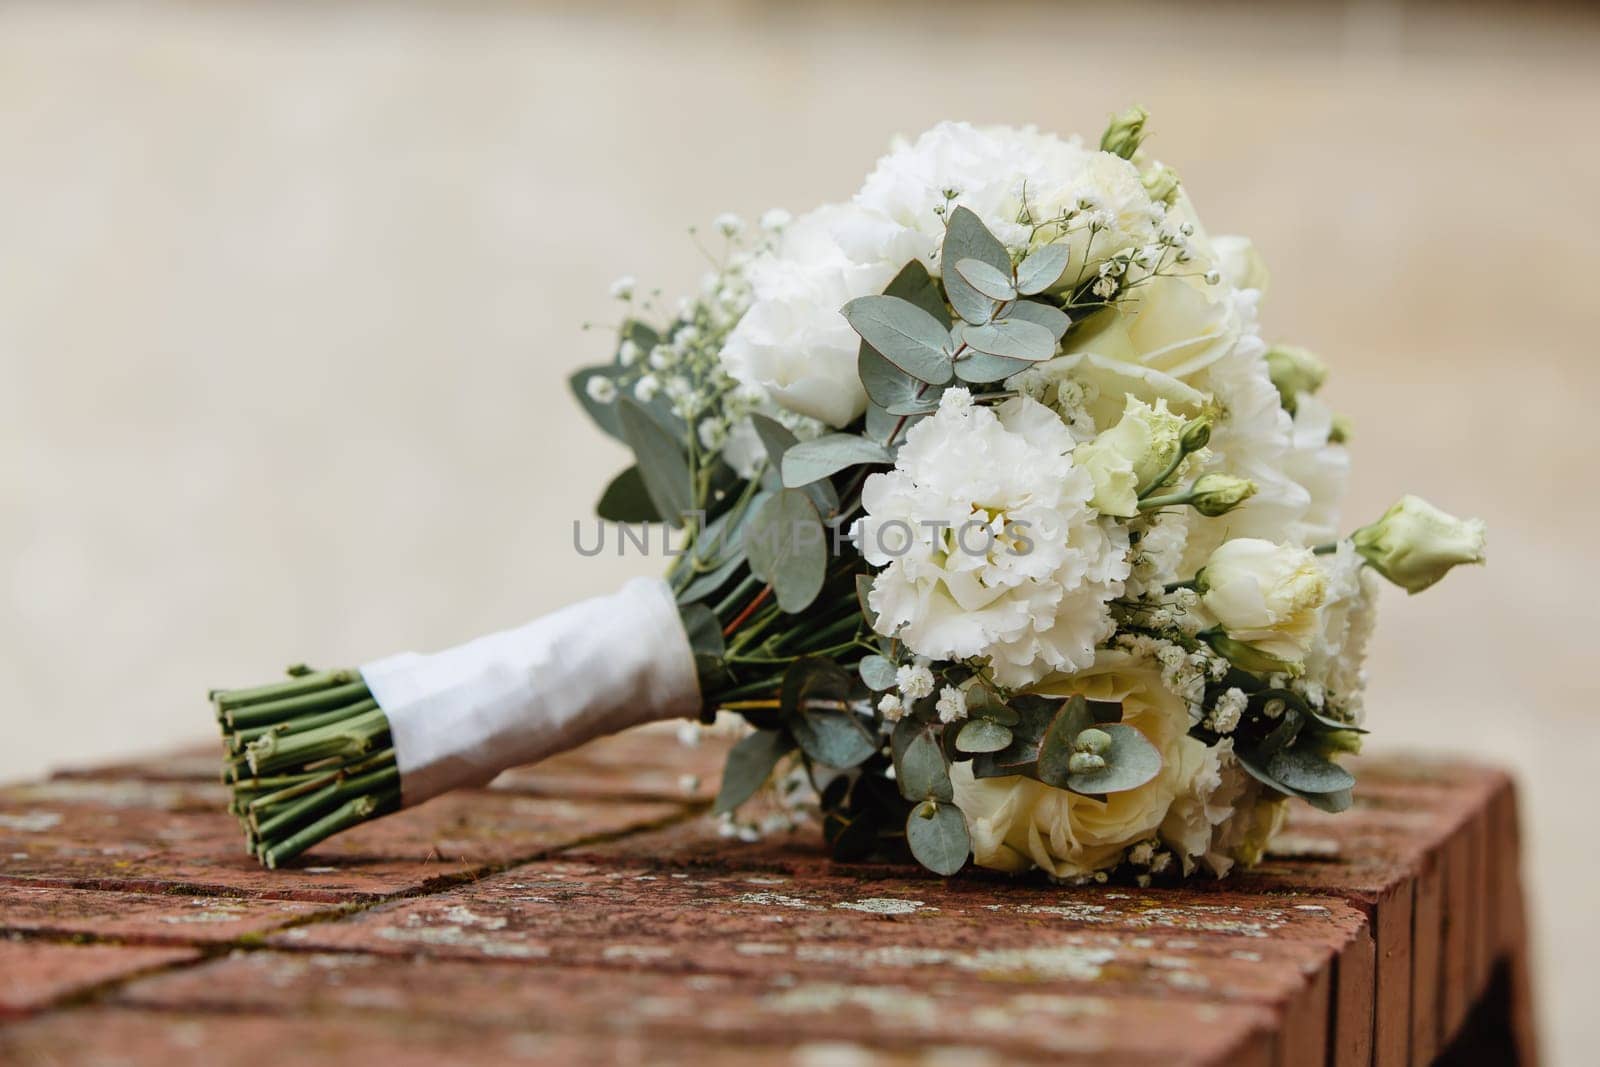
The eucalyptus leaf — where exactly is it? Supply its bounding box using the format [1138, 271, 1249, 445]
[842, 295, 954, 385]
[793, 709, 877, 769]
[955, 718, 1013, 754]
[781, 434, 892, 488]
[958, 318, 1058, 362]
[782, 659, 877, 769]
[1002, 299, 1072, 340]
[858, 654, 897, 692]
[676, 550, 745, 604]
[970, 695, 1061, 779]
[885, 392, 942, 416]
[971, 701, 1020, 727]
[617, 397, 692, 527]
[855, 574, 879, 630]
[954, 350, 1034, 384]
[1065, 723, 1163, 795]
[1015, 243, 1072, 295]
[942, 207, 1011, 326]
[953, 257, 1017, 301]
[569, 367, 624, 441]
[859, 343, 931, 414]
[1309, 711, 1370, 735]
[1035, 696, 1097, 788]
[864, 399, 900, 444]
[905, 800, 970, 876]
[751, 414, 838, 514]
[882, 258, 950, 327]
[679, 603, 725, 660]
[1236, 748, 1355, 813]
[1265, 747, 1356, 795]
[894, 724, 953, 802]
[713, 729, 791, 815]
[595, 465, 660, 523]
[744, 490, 827, 613]
[614, 319, 660, 364]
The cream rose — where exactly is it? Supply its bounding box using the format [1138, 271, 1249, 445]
[950, 651, 1191, 879]
[1071, 396, 1185, 517]
[1199, 538, 1328, 663]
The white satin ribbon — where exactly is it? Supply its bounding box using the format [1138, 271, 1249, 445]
[360, 577, 701, 806]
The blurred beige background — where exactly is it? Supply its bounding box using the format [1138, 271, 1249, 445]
[2, 0, 1595, 1060]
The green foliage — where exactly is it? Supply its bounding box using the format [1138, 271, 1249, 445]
[713, 729, 792, 815]
[891, 718, 953, 803]
[941, 207, 1012, 325]
[781, 434, 893, 488]
[1015, 243, 1072, 295]
[744, 489, 827, 613]
[782, 659, 876, 769]
[906, 800, 970, 876]
[954, 717, 1013, 754]
[857, 654, 897, 692]
[841, 295, 954, 385]
[617, 397, 692, 527]
[595, 466, 660, 523]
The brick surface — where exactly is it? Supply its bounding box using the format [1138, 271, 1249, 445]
[492, 722, 731, 803]
[0, 788, 688, 902]
[0, 939, 196, 1016]
[0, 745, 1533, 1067]
[0, 883, 338, 945]
[0, 1007, 962, 1067]
[116, 951, 1276, 1066]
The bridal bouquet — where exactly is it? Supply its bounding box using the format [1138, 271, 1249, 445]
[214, 109, 1485, 882]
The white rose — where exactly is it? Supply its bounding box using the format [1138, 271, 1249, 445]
[718, 204, 912, 427]
[853, 390, 1128, 688]
[1071, 396, 1185, 517]
[1210, 235, 1269, 293]
[1199, 538, 1329, 663]
[951, 651, 1190, 879]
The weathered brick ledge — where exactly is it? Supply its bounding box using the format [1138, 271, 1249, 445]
[0, 726, 1536, 1066]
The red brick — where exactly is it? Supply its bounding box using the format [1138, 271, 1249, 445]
[492, 722, 731, 803]
[0, 883, 337, 945]
[118, 951, 1276, 1065]
[0, 1006, 945, 1067]
[50, 744, 220, 783]
[0, 939, 196, 1016]
[0, 788, 688, 902]
[266, 859, 1361, 1064]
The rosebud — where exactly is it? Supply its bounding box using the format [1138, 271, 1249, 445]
[1141, 164, 1181, 206]
[1189, 473, 1257, 517]
[1100, 105, 1150, 160]
[1179, 414, 1213, 454]
[1204, 631, 1303, 677]
[1328, 415, 1352, 444]
[1263, 345, 1328, 414]
[1351, 495, 1486, 594]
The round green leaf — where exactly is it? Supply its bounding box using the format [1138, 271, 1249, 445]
[595, 465, 661, 523]
[942, 207, 1011, 326]
[713, 729, 790, 815]
[1266, 747, 1356, 795]
[953, 257, 1016, 301]
[782, 434, 892, 488]
[1002, 299, 1071, 340]
[906, 800, 970, 876]
[1015, 243, 1071, 296]
[744, 490, 827, 613]
[894, 725, 953, 802]
[858, 654, 897, 692]
[958, 319, 1057, 362]
[1066, 723, 1163, 795]
[955, 718, 1013, 754]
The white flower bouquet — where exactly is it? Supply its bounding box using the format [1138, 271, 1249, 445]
[214, 109, 1485, 881]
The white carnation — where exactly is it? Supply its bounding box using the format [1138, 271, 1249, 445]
[853, 390, 1129, 687]
[1304, 541, 1382, 721]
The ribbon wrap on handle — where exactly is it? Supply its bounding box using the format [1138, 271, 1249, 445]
[360, 577, 701, 806]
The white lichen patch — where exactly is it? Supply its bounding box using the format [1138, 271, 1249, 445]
[762, 983, 939, 1027]
[442, 905, 508, 930]
[1007, 902, 1111, 923]
[0, 812, 62, 833]
[833, 898, 927, 916]
[795, 942, 1114, 981]
[602, 944, 675, 963]
[734, 891, 823, 911]
[735, 942, 791, 957]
